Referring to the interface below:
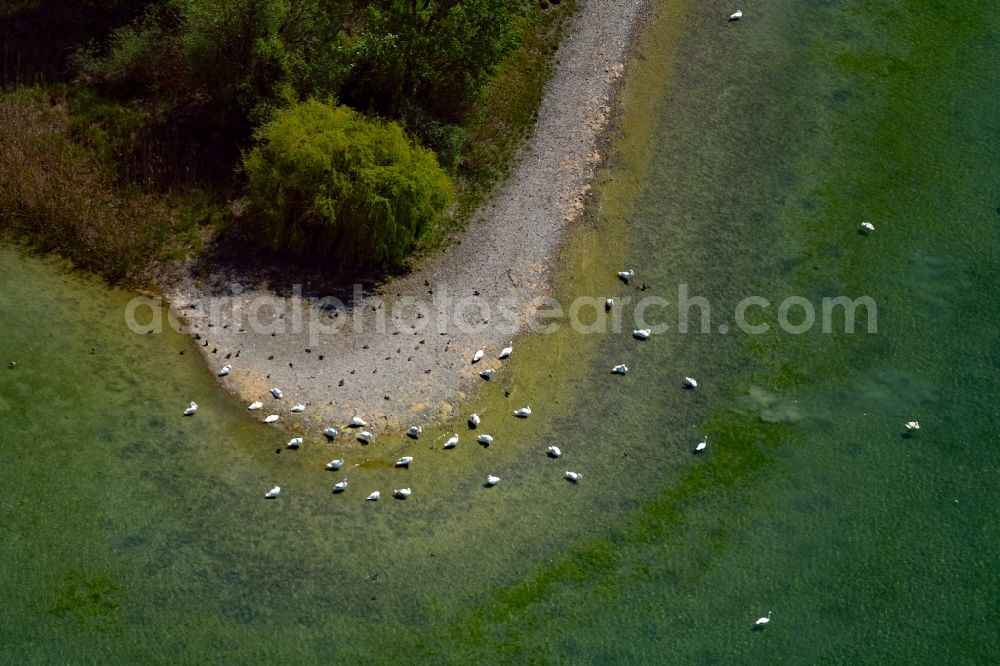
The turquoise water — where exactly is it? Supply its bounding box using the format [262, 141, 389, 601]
[2, 0, 999, 662]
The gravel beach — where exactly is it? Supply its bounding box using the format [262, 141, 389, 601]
[164, 0, 652, 431]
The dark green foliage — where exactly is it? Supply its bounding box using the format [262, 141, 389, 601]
[243, 99, 453, 266]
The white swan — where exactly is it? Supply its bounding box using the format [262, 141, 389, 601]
[633, 329, 651, 340]
[729, 9, 743, 21]
[684, 376, 698, 389]
[472, 349, 484, 364]
[393, 487, 412, 499]
[605, 298, 614, 311]
[499, 344, 513, 360]
[366, 491, 380, 501]
[480, 368, 496, 380]
[565, 471, 582, 483]
[183, 401, 198, 416]
[248, 401, 263, 410]
[396, 456, 413, 468]
[323, 427, 339, 440]
[218, 365, 231, 377]
[264, 485, 280, 499]
[904, 420, 920, 431]
[860, 221, 875, 233]
[618, 270, 634, 283]
[349, 416, 367, 427]
[357, 430, 373, 443]
[270, 387, 283, 399]
[286, 437, 302, 449]
[407, 425, 422, 438]
[263, 414, 279, 423]
[547, 446, 562, 458]
[485, 474, 500, 487]
[444, 434, 459, 449]
[755, 611, 772, 626]
[695, 437, 707, 452]
[612, 364, 628, 374]
[326, 459, 344, 470]
[469, 413, 481, 428]
[513, 406, 532, 418]
[333, 479, 348, 493]
[478, 434, 494, 446]
[289, 403, 304, 413]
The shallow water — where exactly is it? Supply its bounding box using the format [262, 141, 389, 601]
[2, 0, 999, 661]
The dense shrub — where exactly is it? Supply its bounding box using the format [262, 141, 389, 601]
[243, 99, 452, 267]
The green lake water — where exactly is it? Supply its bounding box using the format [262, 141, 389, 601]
[1, 0, 998, 662]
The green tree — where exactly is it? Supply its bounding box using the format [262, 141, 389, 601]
[243, 99, 452, 266]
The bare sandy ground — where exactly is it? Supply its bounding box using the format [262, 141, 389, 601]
[164, 0, 651, 432]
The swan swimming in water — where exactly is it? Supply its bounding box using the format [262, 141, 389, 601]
[248, 401, 263, 410]
[904, 420, 920, 431]
[755, 611, 772, 626]
[286, 437, 302, 449]
[499, 344, 513, 360]
[513, 406, 532, 418]
[357, 430, 373, 443]
[395, 456, 413, 468]
[264, 486, 280, 499]
[612, 364, 628, 375]
[323, 427, 339, 440]
[290, 404, 305, 413]
[407, 425, 422, 438]
[472, 349, 484, 364]
[684, 376, 699, 389]
[485, 474, 500, 487]
[480, 368, 495, 380]
[218, 365, 231, 377]
[366, 491, 380, 501]
[729, 9, 743, 21]
[444, 434, 459, 449]
[394, 487, 412, 499]
[565, 471, 582, 483]
[183, 401, 198, 416]
[860, 221, 875, 233]
[263, 414, 279, 423]
[547, 446, 562, 458]
[270, 387, 283, 399]
[633, 329, 651, 340]
[349, 416, 366, 427]
[326, 459, 344, 470]
[469, 413, 481, 428]
[695, 437, 707, 452]
[333, 479, 348, 493]
[478, 434, 494, 446]
[618, 270, 634, 283]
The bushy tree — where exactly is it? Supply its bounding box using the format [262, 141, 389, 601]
[243, 99, 452, 266]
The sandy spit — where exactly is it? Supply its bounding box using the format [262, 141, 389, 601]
[164, 0, 653, 432]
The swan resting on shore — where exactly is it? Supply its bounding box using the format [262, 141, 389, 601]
[472, 349, 484, 364]
[565, 471, 582, 483]
[499, 344, 513, 360]
[286, 437, 302, 449]
[366, 491, 380, 501]
[263, 414, 279, 423]
[729, 9, 743, 21]
[265, 486, 280, 499]
[323, 427, 339, 440]
[605, 298, 614, 311]
[469, 414, 481, 428]
[618, 270, 634, 283]
[444, 434, 459, 449]
[633, 329, 651, 340]
[394, 487, 412, 499]
[547, 446, 562, 458]
[396, 456, 413, 468]
[357, 430, 373, 443]
[904, 420, 920, 431]
[684, 376, 699, 389]
[612, 364, 628, 375]
[478, 434, 494, 446]
[290, 403, 305, 413]
[480, 368, 495, 380]
[326, 459, 344, 470]
[349, 416, 367, 427]
[407, 425, 422, 438]
[183, 401, 198, 416]
[218, 365, 230, 377]
[333, 479, 348, 493]
[248, 401, 263, 410]
[270, 387, 283, 399]
[513, 406, 532, 418]
[485, 474, 500, 487]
